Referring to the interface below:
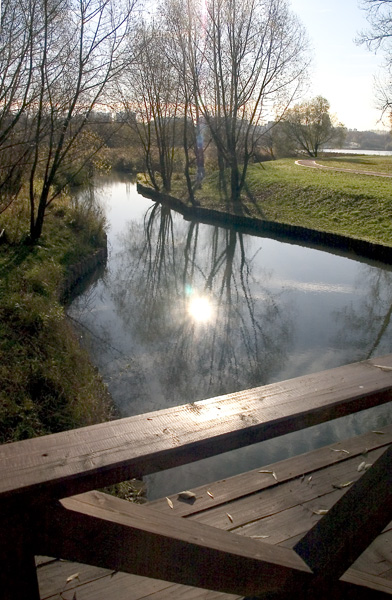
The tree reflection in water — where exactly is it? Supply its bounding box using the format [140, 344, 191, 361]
[110, 202, 293, 407]
[68, 182, 392, 498]
[333, 265, 392, 361]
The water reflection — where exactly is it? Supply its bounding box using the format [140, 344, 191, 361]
[109, 203, 293, 406]
[187, 294, 214, 322]
[333, 266, 392, 360]
[69, 178, 392, 498]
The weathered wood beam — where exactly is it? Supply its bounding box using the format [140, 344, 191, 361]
[1, 355, 392, 507]
[35, 490, 313, 597]
[294, 445, 392, 579]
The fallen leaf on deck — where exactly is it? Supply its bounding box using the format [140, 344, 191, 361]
[207, 490, 214, 498]
[66, 573, 80, 584]
[178, 491, 196, 500]
[166, 497, 174, 509]
[372, 430, 385, 434]
[333, 481, 354, 489]
[313, 509, 328, 515]
[226, 513, 234, 523]
[251, 535, 270, 539]
[357, 460, 373, 472]
[330, 448, 350, 454]
[373, 365, 392, 371]
[259, 470, 278, 480]
[308, 476, 312, 483]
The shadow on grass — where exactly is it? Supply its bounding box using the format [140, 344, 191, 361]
[0, 241, 34, 280]
[216, 173, 266, 220]
[322, 156, 376, 166]
[243, 181, 266, 219]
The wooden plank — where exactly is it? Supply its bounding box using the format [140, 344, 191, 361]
[35, 491, 313, 597]
[37, 559, 115, 599]
[294, 445, 392, 578]
[40, 569, 241, 600]
[184, 446, 388, 531]
[37, 563, 175, 600]
[36, 556, 56, 567]
[1, 355, 392, 506]
[350, 529, 392, 577]
[35, 434, 392, 600]
[139, 585, 241, 600]
[341, 569, 392, 595]
[150, 426, 392, 517]
[37, 559, 240, 599]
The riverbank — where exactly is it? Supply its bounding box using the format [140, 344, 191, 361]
[138, 155, 392, 265]
[165, 157, 392, 250]
[0, 194, 112, 443]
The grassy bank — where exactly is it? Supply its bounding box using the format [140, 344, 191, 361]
[191, 156, 392, 246]
[0, 192, 113, 443]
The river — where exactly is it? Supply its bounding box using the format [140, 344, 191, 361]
[69, 175, 392, 499]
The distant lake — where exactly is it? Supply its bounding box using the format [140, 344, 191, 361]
[325, 148, 392, 156]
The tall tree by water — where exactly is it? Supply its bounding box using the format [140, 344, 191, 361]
[0, 0, 139, 241]
[125, 0, 310, 202]
[282, 96, 346, 157]
[358, 0, 392, 118]
[194, 0, 309, 201]
[0, 0, 37, 214]
[119, 19, 183, 194]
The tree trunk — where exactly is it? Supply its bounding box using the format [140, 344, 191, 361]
[30, 192, 48, 242]
[230, 165, 241, 202]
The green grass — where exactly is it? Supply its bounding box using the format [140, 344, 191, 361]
[193, 157, 392, 246]
[0, 194, 113, 443]
[315, 155, 392, 174]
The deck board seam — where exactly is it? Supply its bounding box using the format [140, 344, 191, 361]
[186, 453, 388, 528]
[150, 432, 392, 518]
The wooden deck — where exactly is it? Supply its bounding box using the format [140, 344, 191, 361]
[36, 423, 392, 599]
[2, 355, 392, 599]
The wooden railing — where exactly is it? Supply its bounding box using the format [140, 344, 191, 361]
[1, 355, 392, 599]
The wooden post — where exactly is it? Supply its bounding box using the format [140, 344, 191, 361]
[0, 512, 40, 600]
[294, 444, 392, 579]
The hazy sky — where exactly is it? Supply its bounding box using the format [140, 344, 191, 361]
[289, 0, 388, 131]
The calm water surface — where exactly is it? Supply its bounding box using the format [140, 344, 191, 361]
[69, 176, 392, 498]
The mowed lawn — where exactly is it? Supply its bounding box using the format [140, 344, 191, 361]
[197, 156, 392, 246]
[315, 155, 392, 175]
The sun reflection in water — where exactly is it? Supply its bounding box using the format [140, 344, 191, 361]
[187, 295, 214, 323]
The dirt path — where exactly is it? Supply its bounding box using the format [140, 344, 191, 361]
[295, 158, 392, 178]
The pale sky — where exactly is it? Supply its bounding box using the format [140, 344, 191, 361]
[289, 0, 389, 131]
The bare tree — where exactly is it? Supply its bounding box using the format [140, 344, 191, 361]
[125, 0, 309, 202]
[193, 0, 310, 201]
[160, 0, 208, 202]
[282, 96, 346, 157]
[23, 0, 138, 241]
[0, 0, 37, 213]
[358, 0, 392, 116]
[119, 20, 183, 194]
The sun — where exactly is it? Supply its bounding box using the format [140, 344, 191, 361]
[188, 296, 214, 323]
